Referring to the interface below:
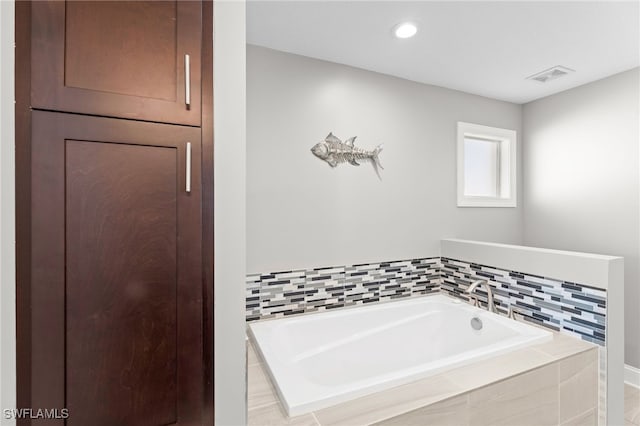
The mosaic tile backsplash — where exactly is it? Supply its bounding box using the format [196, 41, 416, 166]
[245, 258, 441, 321]
[246, 256, 607, 346]
[440, 257, 607, 346]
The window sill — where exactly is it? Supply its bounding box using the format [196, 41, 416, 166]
[457, 196, 517, 208]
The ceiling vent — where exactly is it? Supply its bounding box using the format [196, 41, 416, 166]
[526, 66, 575, 83]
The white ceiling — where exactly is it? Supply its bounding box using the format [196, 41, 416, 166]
[247, 1, 640, 104]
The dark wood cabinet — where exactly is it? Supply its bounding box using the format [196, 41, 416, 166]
[31, 1, 202, 126]
[16, 1, 214, 425]
[29, 111, 203, 426]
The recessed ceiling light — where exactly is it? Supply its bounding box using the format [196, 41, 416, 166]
[393, 22, 417, 39]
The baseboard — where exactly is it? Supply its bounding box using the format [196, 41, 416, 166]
[625, 363, 640, 388]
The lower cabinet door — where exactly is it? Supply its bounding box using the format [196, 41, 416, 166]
[27, 110, 203, 426]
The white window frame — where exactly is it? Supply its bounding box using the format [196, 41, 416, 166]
[457, 122, 517, 208]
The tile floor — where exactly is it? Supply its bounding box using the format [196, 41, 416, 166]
[626, 384, 640, 426]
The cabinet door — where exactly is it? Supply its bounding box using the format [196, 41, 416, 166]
[29, 111, 202, 426]
[31, 1, 202, 126]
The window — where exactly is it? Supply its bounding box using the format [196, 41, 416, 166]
[457, 122, 516, 207]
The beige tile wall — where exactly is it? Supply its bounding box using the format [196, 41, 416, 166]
[558, 350, 599, 424]
[625, 384, 640, 426]
[376, 349, 598, 426]
[248, 339, 598, 426]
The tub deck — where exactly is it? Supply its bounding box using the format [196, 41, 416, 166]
[247, 329, 597, 426]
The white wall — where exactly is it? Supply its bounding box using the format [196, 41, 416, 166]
[213, 1, 247, 425]
[0, 1, 16, 425]
[523, 68, 640, 369]
[247, 45, 524, 273]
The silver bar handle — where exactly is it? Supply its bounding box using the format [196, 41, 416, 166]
[186, 142, 191, 193]
[185, 54, 191, 107]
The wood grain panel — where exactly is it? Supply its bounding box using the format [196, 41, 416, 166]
[30, 108, 66, 426]
[201, 0, 215, 423]
[65, 141, 178, 426]
[31, 1, 202, 126]
[15, 2, 34, 422]
[18, 2, 213, 423]
[65, 1, 177, 101]
[29, 111, 202, 426]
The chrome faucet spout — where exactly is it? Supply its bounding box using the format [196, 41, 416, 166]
[464, 279, 497, 313]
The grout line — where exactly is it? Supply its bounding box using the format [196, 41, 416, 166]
[561, 408, 598, 426]
[248, 400, 280, 412]
[247, 400, 279, 413]
[311, 411, 322, 426]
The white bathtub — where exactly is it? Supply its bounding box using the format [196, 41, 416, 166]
[248, 293, 553, 416]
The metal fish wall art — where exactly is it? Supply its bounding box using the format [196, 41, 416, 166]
[311, 132, 384, 177]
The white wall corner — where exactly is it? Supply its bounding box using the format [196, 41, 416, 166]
[522, 68, 640, 390]
[606, 257, 625, 426]
[213, 1, 247, 425]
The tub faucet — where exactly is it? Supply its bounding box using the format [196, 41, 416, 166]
[465, 280, 497, 314]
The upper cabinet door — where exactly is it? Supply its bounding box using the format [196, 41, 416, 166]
[31, 1, 202, 126]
